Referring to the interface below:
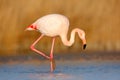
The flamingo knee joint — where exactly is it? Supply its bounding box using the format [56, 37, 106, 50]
[30, 45, 34, 50]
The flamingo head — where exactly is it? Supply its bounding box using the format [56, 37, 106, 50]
[25, 25, 37, 31]
[78, 30, 87, 50]
[82, 38, 87, 50]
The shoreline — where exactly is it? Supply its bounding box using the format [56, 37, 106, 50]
[0, 51, 120, 63]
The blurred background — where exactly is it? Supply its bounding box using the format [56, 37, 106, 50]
[0, 0, 120, 57]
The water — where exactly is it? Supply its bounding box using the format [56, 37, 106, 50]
[0, 60, 120, 80]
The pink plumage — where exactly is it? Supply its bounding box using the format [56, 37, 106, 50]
[26, 14, 87, 72]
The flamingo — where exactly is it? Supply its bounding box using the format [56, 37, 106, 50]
[26, 14, 87, 72]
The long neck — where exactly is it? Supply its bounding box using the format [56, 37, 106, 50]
[60, 28, 85, 46]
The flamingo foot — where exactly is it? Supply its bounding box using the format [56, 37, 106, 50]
[50, 58, 56, 72]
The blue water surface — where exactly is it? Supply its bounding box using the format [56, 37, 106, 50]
[0, 60, 120, 80]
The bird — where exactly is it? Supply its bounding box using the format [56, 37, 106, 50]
[26, 14, 87, 72]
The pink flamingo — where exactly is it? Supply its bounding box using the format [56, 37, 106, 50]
[26, 14, 87, 72]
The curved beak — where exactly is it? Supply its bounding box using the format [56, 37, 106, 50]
[83, 44, 87, 50]
[82, 38, 87, 50]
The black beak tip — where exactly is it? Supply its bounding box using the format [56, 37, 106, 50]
[83, 44, 87, 50]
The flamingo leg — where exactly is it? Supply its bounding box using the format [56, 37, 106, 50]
[50, 37, 56, 72]
[30, 34, 50, 59]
